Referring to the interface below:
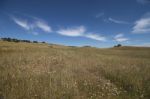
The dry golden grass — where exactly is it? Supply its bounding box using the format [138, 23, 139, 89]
[0, 41, 150, 99]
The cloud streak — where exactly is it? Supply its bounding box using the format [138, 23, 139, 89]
[132, 16, 150, 33]
[34, 19, 52, 32]
[108, 18, 129, 24]
[114, 33, 128, 42]
[57, 26, 85, 37]
[57, 26, 106, 41]
[85, 33, 106, 41]
[12, 17, 30, 30]
[96, 12, 104, 18]
[11, 15, 106, 41]
[137, 0, 150, 4]
[11, 16, 52, 34]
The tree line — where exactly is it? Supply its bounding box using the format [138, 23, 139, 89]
[0, 37, 46, 43]
[0, 37, 122, 47]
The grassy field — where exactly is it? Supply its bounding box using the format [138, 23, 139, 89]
[0, 41, 150, 99]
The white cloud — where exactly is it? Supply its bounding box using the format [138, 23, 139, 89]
[137, 0, 150, 4]
[115, 38, 128, 42]
[85, 33, 106, 41]
[12, 17, 30, 30]
[35, 19, 52, 32]
[114, 33, 124, 38]
[132, 17, 150, 33]
[108, 17, 129, 24]
[114, 33, 128, 42]
[11, 15, 106, 42]
[57, 26, 106, 41]
[57, 26, 85, 37]
[96, 12, 104, 18]
[11, 16, 52, 34]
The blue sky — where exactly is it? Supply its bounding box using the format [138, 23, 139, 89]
[0, 0, 150, 47]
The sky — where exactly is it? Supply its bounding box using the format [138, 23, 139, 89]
[0, 0, 150, 47]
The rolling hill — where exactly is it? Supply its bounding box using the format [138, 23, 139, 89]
[0, 41, 150, 99]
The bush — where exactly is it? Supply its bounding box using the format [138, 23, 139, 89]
[33, 41, 38, 43]
[41, 41, 46, 43]
[114, 44, 122, 47]
[1, 38, 34, 43]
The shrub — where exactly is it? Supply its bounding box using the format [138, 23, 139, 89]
[114, 44, 122, 47]
[33, 41, 38, 43]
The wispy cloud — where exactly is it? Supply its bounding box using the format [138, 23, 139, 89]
[108, 17, 129, 24]
[57, 26, 106, 41]
[114, 33, 128, 42]
[96, 12, 104, 18]
[12, 17, 30, 30]
[132, 16, 150, 33]
[11, 15, 52, 34]
[137, 0, 150, 4]
[34, 18, 52, 32]
[11, 14, 106, 41]
[57, 26, 85, 37]
[85, 33, 106, 41]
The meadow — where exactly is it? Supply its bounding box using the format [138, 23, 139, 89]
[0, 41, 150, 99]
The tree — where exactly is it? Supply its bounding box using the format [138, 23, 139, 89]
[1, 38, 11, 42]
[33, 41, 38, 43]
[1, 37, 40, 43]
[41, 41, 46, 43]
[114, 44, 122, 47]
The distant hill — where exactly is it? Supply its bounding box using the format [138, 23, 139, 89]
[0, 37, 46, 44]
[111, 46, 150, 50]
